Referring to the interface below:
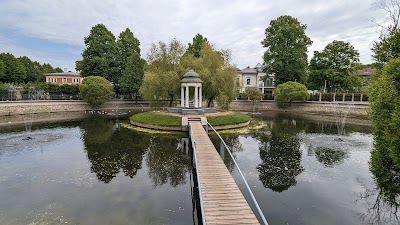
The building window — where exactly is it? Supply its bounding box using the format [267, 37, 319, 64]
[246, 78, 251, 85]
[265, 78, 273, 86]
[63, 78, 67, 83]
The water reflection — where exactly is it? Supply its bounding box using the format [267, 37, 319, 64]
[256, 115, 304, 192]
[146, 136, 191, 187]
[81, 116, 150, 183]
[210, 134, 244, 173]
[310, 146, 349, 167]
[360, 139, 400, 224]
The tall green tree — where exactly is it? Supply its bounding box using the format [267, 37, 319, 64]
[181, 42, 239, 108]
[140, 39, 186, 106]
[261, 15, 312, 85]
[373, 31, 400, 65]
[76, 24, 118, 84]
[371, 0, 400, 66]
[118, 53, 145, 100]
[116, 28, 141, 77]
[18, 56, 43, 83]
[0, 53, 26, 83]
[186, 33, 208, 58]
[308, 40, 360, 92]
[0, 60, 4, 82]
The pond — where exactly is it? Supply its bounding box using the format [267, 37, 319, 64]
[0, 112, 195, 225]
[212, 112, 399, 225]
[0, 111, 398, 225]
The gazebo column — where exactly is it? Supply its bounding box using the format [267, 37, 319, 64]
[181, 85, 185, 107]
[185, 85, 189, 108]
[199, 86, 202, 107]
[194, 86, 198, 108]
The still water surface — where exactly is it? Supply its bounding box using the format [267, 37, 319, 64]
[0, 112, 398, 225]
[213, 113, 398, 225]
[0, 113, 194, 225]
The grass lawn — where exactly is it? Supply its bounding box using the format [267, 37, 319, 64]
[207, 113, 250, 126]
[130, 112, 181, 127]
[131, 111, 250, 127]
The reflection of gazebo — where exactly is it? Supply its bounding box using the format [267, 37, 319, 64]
[181, 70, 202, 108]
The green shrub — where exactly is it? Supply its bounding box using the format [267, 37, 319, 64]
[79, 76, 114, 106]
[275, 81, 309, 107]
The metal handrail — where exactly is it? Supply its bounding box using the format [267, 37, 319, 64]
[189, 124, 207, 225]
[207, 122, 269, 225]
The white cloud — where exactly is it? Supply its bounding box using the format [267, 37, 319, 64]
[0, 0, 384, 70]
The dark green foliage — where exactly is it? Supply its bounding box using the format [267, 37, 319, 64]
[186, 33, 208, 58]
[0, 53, 60, 84]
[0, 82, 8, 97]
[369, 57, 400, 206]
[275, 81, 309, 107]
[59, 84, 80, 95]
[79, 76, 114, 106]
[261, 15, 312, 85]
[76, 24, 118, 83]
[372, 31, 400, 65]
[116, 28, 141, 75]
[76, 25, 144, 89]
[308, 40, 361, 92]
[118, 53, 145, 99]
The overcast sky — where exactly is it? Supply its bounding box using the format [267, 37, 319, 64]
[0, 0, 385, 71]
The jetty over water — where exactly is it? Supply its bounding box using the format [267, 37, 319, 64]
[189, 119, 261, 225]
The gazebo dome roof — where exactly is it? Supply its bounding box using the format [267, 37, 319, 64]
[181, 70, 202, 83]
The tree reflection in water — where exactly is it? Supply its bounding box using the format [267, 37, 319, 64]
[355, 141, 400, 224]
[81, 116, 150, 183]
[312, 146, 349, 168]
[256, 115, 304, 192]
[209, 134, 244, 173]
[146, 136, 191, 187]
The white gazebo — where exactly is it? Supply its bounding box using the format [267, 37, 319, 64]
[181, 70, 202, 108]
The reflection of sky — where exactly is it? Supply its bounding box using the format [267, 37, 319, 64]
[0, 127, 192, 225]
[231, 130, 377, 225]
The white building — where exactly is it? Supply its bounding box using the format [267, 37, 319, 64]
[237, 63, 275, 96]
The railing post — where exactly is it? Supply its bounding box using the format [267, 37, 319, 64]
[219, 141, 225, 160]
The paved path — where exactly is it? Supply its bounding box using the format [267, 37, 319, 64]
[189, 121, 259, 225]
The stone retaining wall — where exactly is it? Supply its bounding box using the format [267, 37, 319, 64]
[0, 100, 370, 118]
[0, 100, 150, 116]
[230, 100, 369, 118]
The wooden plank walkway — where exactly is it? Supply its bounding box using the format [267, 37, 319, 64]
[189, 121, 260, 225]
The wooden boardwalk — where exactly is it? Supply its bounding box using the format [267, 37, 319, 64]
[189, 121, 260, 225]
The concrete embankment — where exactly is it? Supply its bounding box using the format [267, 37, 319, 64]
[0, 100, 150, 116]
[230, 100, 370, 119]
[0, 100, 369, 119]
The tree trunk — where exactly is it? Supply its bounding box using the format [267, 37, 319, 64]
[207, 96, 214, 107]
[169, 95, 174, 107]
